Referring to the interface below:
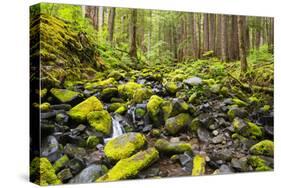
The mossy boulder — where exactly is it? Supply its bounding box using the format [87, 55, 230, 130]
[118, 82, 142, 100]
[86, 135, 101, 148]
[104, 132, 147, 161]
[35, 102, 51, 111]
[232, 117, 263, 139]
[107, 70, 124, 81]
[247, 156, 272, 171]
[108, 103, 123, 112]
[87, 110, 112, 136]
[85, 78, 116, 90]
[53, 155, 69, 173]
[96, 147, 159, 182]
[147, 95, 172, 127]
[227, 105, 247, 121]
[165, 82, 181, 95]
[30, 157, 61, 186]
[250, 140, 274, 157]
[68, 96, 103, 122]
[155, 139, 192, 154]
[170, 98, 189, 116]
[101, 87, 118, 101]
[50, 88, 81, 104]
[192, 155, 206, 176]
[115, 105, 127, 115]
[165, 113, 192, 135]
[135, 108, 146, 118]
[132, 88, 152, 104]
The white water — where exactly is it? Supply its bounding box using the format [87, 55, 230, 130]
[104, 118, 124, 143]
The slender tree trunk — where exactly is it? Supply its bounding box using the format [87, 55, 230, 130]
[197, 14, 202, 58]
[255, 17, 261, 50]
[238, 16, 248, 74]
[268, 17, 274, 53]
[129, 9, 138, 62]
[209, 14, 216, 53]
[230, 15, 239, 60]
[203, 14, 209, 52]
[188, 13, 197, 59]
[221, 15, 228, 62]
[108, 7, 116, 42]
[215, 15, 222, 57]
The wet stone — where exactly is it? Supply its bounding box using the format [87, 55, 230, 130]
[57, 168, 73, 182]
[179, 152, 192, 166]
[68, 158, 86, 175]
[41, 135, 61, 162]
[197, 127, 211, 143]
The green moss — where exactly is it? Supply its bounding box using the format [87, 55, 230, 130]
[30, 157, 61, 186]
[107, 70, 124, 81]
[86, 135, 100, 148]
[250, 140, 274, 157]
[249, 96, 260, 104]
[165, 113, 192, 135]
[40, 88, 48, 98]
[108, 103, 123, 112]
[248, 156, 272, 171]
[68, 96, 103, 122]
[87, 110, 112, 136]
[231, 133, 247, 141]
[165, 82, 180, 95]
[85, 78, 116, 90]
[104, 133, 147, 161]
[118, 82, 142, 100]
[188, 92, 197, 103]
[50, 88, 81, 103]
[101, 87, 118, 101]
[53, 155, 69, 172]
[155, 139, 192, 154]
[189, 118, 200, 133]
[147, 95, 164, 125]
[161, 101, 173, 121]
[151, 129, 161, 137]
[262, 105, 271, 112]
[115, 105, 127, 115]
[220, 86, 228, 96]
[192, 155, 206, 176]
[96, 148, 159, 182]
[132, 88, 152, 104]
[232, 118, 263, 139]
[227, 107, 236, 121]
[135, 108, 146, 117]
[232, 98, 248, 107]
[36, 102, 50, 111]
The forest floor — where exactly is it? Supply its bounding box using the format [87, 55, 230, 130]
[30, 14, 274, 185]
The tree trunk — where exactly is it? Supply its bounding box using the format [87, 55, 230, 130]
[221, 15, 228, 62]
[197, 14, 202, 58]
[215, 15, 222, 57]
[203, 14, 209, 52]
[188, 13, 197, 59]
[108, 7, 116, 42]
[209, 14, 216, 53]
[230, 15, 239, 60]
[129, 9, 138, 62]
[255, 17, 261, 50]
[268, 17, 274, 53]
[238, 16, 248, 74]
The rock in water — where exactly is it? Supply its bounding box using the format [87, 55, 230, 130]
[96, 148, 159, 182]
[69, 164, 108, 183]
[155, 139, 192, 154]
[30, 157, 61, 186]
[68, 96, 103, 122]
[87, 110, 112, 136]
[50, 88, 81, 104]
[104, 132, 147, 161]
[165, 113, 192, 135]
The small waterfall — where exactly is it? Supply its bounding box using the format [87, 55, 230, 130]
[104, 117, 124, 143]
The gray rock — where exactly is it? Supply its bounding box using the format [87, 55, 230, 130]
[210, 149, 232, 162]
[231, 157, 249, 172]
[218, 164, 234, 174]
[41, 135, 61, 162]
[184, 77, 202, 86]
[197, 127, 211, 143]
[64, 144, 87, 159]
[179, 152, 192, 166]
[212, 134, 224, 144]
[57, 168, 73, 182]
[68, 158, 86, 175]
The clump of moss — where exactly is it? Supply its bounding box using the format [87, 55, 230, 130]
[50, 88, 81, 103]
[87, 110, 112, 136]
[248, 156, 272, 171]
[30, 157, 61, 186]
[108, 103, 123, 112]
[86, 135, 101, 148]
[188, 92, 197, 103]
[115, 105, 127, 115]
[85, 78, 116, 90]
[68, 96, 103, 122]
[104, 132, 147, 161]
[135, 108, 146, 118]
[250, 140, 274, 157]
[261, 105, 271, 112]
[155, 139, 192, 154]
[132, 88, 152, 104]
[165, 82, 180, 95]
[39, 88, 48, 98]
[118, 82, 142, 100]
[232, 118, 263, 139]
[33, 102, 50, 111]
[96, 148, 159, 182]
[232, 98, 248, 107]
[107, 70, 125, 81]
[189, 118, 200, 133]
[53, 155, 69, 172]
[101, 87, 118, 101]
[151, 129, 161, 137]
[192, 155, 206, 176]
[165, 113, 192, 135]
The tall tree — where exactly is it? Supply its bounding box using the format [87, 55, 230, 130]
[238, 16, 248, 74]
[221, 15, 228, 62]
[255, 17, 261, 50]
[203, 14, 209, 52]
[229, 15, 239, 60]
[215, 15, 222, 57]
[188, 13, 197, 58]
[129, 9, 138, 62]
[209, 14, 216, 53]
[108, 7, 116, 42]
[197, 14, 202, 58]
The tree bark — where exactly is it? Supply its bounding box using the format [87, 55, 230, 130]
[108, 7, 116, 42]
[215, 15, 222, 57]
[230, 15, 239, 60]
[209, 14, 216, 53]
[238, 16, 248, 74]
[129, 9, 138, 62]
[221, 15, 228, 62]
[188, 13, 197, 59]
[203, 14, 209, 52]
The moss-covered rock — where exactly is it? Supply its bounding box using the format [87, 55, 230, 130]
[232, 118, 263, 139]
[118, 82, 142, 100]
[85, 78, 116, 90]
[170, 98, 189, 117]
[68, 96, 103, 122]
[227, 105, 247, 121]
[53, 155, 69, 173]
[107, 70, 124, 81]
[115, 105, 127, 115]
[155, 139, 192, 154]
[132, 88, 152, 103]
[247, 156, 272, 171]
[189, 118, 200, 133]
[165, 82, 180, 95]
[108, 103, 123, 112]
[104, 132, 147, 161]
[165, 113, 192, 135]
[151, 129, 161, 137]
[261, 105, 271, 112]
[191, 155, 206, 176]
[232, 98, 248, 107]
[101, 87, 118, 101]
[96, 147, 159, 182]
[35, 102, 51, 111]
[30, 157, 61, 186]
[250, 140, 274, 157]
[135, 108, 146, 118]
[50, 88, 81, 104]
[147, 95, 172, 127]
[86, 135, 101, 148]
[87, 110, 112, 136]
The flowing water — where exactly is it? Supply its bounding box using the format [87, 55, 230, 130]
[104, 117, 124, 143]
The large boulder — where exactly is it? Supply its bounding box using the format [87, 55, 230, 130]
[250, 140, 274, 157]
[87, 110, 112, 136]
[68, 96, 103, 122]
[30, 157, 61, 186]
[132, 88, 152, 103]
[165, 81, 181, 95]
[104, 132, 147, 161]
[118, 82, 142, 100]
[100, 87, 118, 102]
[50, 88, 81, 104]
[147, 95, 172, 127]
[96, 148, 159, 182]
[165, 113, 192, 135]
[155, 139, 192, 154]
